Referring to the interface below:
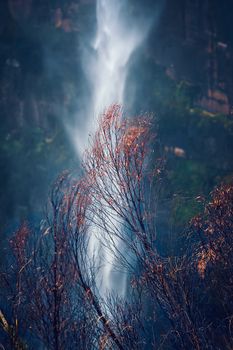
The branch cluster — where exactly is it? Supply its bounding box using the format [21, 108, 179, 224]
[0, 105, 232, 349]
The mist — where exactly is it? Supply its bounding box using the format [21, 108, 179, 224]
[68, 1, 152, 157]
[65, 0, 153, 296]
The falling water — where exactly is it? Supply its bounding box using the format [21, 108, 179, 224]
[70, 0, 151, 295]
[72, 0, 150, 155]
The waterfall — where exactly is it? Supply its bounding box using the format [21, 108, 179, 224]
[70, 0, 151, 296]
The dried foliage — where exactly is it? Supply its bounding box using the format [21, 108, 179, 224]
[193, 183, 233, 277]
[0, 106, 233, 349]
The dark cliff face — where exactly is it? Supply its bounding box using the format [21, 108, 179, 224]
[148, 0, 233, 114]
[0, 1, 87, 128]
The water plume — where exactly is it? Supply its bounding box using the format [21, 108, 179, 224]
[70, 0, 152, 296]
[71, 0, 151, 156]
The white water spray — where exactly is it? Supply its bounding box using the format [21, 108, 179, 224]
[72, 0, 150, 155]
[71, 0, 151, 295]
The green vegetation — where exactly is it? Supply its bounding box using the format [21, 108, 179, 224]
[0, 123, 73, 229]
